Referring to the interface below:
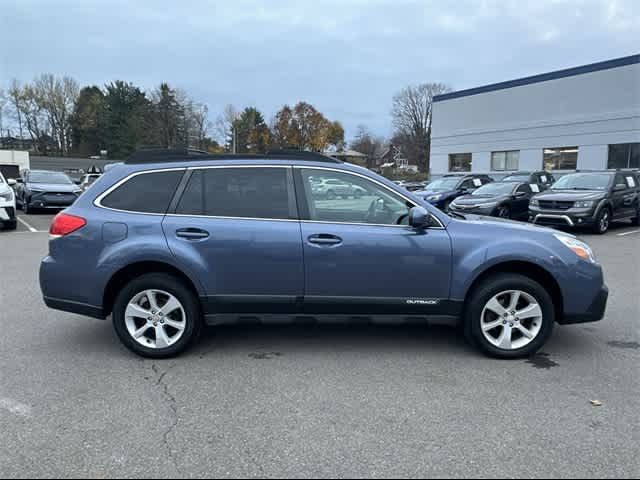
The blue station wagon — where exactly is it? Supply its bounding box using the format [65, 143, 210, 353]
[40, 149, 609, 359]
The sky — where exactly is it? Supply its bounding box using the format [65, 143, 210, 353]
[1, 0, 638, 140]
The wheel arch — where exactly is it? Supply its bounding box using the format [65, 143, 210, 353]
[103, 261, 202, 317]
[463, 260, 564, 321]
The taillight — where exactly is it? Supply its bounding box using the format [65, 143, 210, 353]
[50, 213, 86, 237]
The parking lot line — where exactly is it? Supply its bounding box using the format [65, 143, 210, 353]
[617, 229, 640, 237]
[17, 216, 39, 233]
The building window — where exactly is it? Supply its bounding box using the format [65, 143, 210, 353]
[608, 143, 640, 169]
[543, 147, 578, 170]
[449, 153, 472, 172]
[491, 151, 520, 171]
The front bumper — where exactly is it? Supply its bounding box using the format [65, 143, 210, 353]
[560, 284, 609, 325]
[529, 207, 597, 228]
[0, 205, 16, 225]
[449, 204, 496, 216]
[27, 192, 78, 209]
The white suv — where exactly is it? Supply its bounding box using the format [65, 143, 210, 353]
[0, 171, 17, 230]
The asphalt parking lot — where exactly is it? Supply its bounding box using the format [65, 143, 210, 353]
[1, 212, 639, 478]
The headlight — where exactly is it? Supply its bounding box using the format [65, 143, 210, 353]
[476, 201, 498, 208]
[426, 194, 442, 202]
[554, 234, 597, 263]
[574, 200, 594, 209]
[0, 190, 13, 202]
[29, 188, 44, 194]
[530, 199, 539, 207]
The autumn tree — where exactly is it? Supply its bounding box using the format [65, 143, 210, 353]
[271, 102, 343, 152]
[391, 83, 451, 172]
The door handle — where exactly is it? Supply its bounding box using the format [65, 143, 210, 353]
[176, 228, 210, 240]
[308, 234, 343, 246]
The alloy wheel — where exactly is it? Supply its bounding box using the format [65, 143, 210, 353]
[480, 290, 543, 350]
[599, 210, 610, 233]
[124, 290, 187, 349]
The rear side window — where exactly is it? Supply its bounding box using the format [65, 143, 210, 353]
[176, 167, 291, 219]
[101, 170, 183, 213]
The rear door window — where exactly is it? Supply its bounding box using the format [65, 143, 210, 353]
[175, 167, 293, 220]
[100, 170, 184, 213]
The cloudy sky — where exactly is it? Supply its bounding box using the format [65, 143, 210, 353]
[1, 0, 638, 139]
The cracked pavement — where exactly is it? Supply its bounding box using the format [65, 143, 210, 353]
[0, 225, 639, 478]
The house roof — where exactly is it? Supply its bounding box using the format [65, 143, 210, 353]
[325, 149, 366, 157]
[434, 53, 640, 103]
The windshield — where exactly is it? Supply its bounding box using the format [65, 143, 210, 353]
[551, 173, 612, 191]
[426, 178, 460, 191]
[29, 172, 73, 185]
[472, 183, 516, 196]
[502, 174, 529, 182]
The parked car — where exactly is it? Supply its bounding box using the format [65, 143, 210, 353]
[449, 181, 535, 220]
[40, 149, 608, 360]
[15, 170, 82, 214]
[415, 174, 494, 211]
[79, 173, 102, 192]
[501, 171, 556, 191]
[0, 171, 17, 230]
[402, 181, 428, 192]
[312, 178, 366, 199]
[530, 171, 640, 233]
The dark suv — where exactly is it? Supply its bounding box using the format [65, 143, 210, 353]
[530, 171, 640, 233]
[415, 174, 493, 211]
[40, 150, 608, 359]
[502, 171, 556, 192]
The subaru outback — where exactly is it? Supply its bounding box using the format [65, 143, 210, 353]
[40, 149, 608, 359]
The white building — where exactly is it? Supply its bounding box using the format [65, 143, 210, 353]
[430, 54, 640, 177]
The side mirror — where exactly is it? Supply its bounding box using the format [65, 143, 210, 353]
[74, 180, 82, 185]
[515, 191, 527, 198]
[7, 178, 17, 187]
[614, 184, 627, 192]
[16, 178, 24, 184]
[409, 206, 432, 229]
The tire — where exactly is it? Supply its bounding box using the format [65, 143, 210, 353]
[463, 273, 555, 359]
[593, 207, 611, 234]
[632, 208, 640, 227]
[22, 199, 29, 215]
[112, 273, 203, 359]
[3, 220, 17, 231]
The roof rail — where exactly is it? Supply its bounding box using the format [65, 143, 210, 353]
[125, 148, 343, 164]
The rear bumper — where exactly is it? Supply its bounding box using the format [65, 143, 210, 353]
[559, 284, 609, 325]
[43, 296, 106, 320]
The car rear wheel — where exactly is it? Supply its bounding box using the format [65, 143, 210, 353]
[593, 208, 610, 234]
[112, 273, 202, 358]
[464, 274, 554, 359]
[22, 199, 30, 214]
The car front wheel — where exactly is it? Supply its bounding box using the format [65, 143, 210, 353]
[112, 273, 202, 358]
[464, 274, 555, 359]
[593, 208, 611, 234]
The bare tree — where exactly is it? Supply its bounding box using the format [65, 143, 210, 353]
[33, 74, 79, 154]
[8, 79, 24, 139]
[350, 124, 385, 168]
[0, 87, 5, 135]
[391, 82, 451, 172]
[19, 85, 48, 152]
[215, 104, 240, 151]
[190, 103, 211, 150]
